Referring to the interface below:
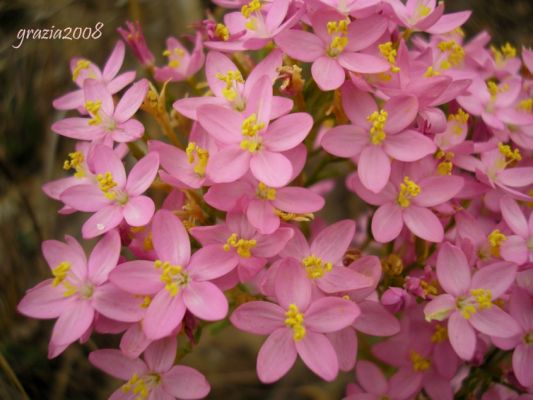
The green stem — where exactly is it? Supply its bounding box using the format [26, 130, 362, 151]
[0, 351, 30, 400]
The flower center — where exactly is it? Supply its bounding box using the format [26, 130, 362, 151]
[186, 142, 209, 177]
[155, 260, 189, 296]
[63, 151, 86, 178]
[285, 304, 306, 341]
[121, 373, 161, 399]
[487, 81, 510, 104]
[216, 70, 245, 106]
[52, 261, 93, 298]
[524, 332, 533, 345]
[437, 40, 465, 70]
[379, 42, 400, 72]
[327, 19, 350, 57]
[409, 350, 431, 372]
[367, 109, 388, 145]
[96, 172, 128, 204]
[487, 229, 507, 258]
[214, 23, 229, 41]
[223, 233, 257, 258]
[397, 176, 421, 208]
[431, 323, 448, 343]
[457, 288, 493, 320]
[517, 98, 533, 113]
[52, 261, 71, 287]
[85, 100, 103, 126]
[301, 254, 332, 279]
[240, 113, 264, 153]
[241, 0, 263, 31]
[256, 182, 276, 200]
[163, 47, 185, 69]
[491, 43, 516, 66]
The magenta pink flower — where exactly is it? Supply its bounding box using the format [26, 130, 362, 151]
[499, 196, 533, 265]
[53, 41, 136, 111]
[110, 210, 231, 340]
[346, 360, 405, 400]
[275, 10, 390, 90]
[322, 86, 436, 193]
[61, 145, 159, 238]
[117, 21, 155, 67]
[190, 209, 294, 282]
[231, 258, 359, 382]
[197, 76, 313, 187]
[424, 242, 521, 360]
[17, 231, 144, 358]
[52, 79, 148, 144]
[349, 160, 464, 242]
[154, 32, 205, 82]
[89, 336, 210, 399]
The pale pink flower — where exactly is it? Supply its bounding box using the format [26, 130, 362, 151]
[231, 258, 359, 382]
[499, 196, 533, 265]
[53, 41, 136, 110]
[275, 10, 390, 90]
[17, 231, 144, 358]
[89, 336, 210, 399]
[60, 145, 159, 238]
[424, 242, 521, 360]
[322, 85, 436, 193]
[52, 79, 149, 144]
[117, 21, 155, 67]
[110, 210, 231, 340]
[154, 32, 205, 82]
[345, 360, 408, 400]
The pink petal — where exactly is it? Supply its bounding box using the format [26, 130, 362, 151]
[188, 245, 237, 281]
[51, 117, 101, 140]
[272, 187, 324, 213]
[88, 144, 127, 187]
[253, 227, 294, 258]
[321, 125, 369, 158]
[230, 301, 285, 335]
[311, 220, 355, 264]
[247, 199, 279, 234]
[113, 119, 144, 142]
[414, 175, 464, 207]
[17, 280, 72, 319]
[403, 205, 444, 242]
[388, 368, 423, 400]
[84, 80, 114, 115]
[183, 281, 228, 321]
[383, 130, 436, 162]
[120, 323, 151, 359]
[250, 150, 292, 188]
[51, 301, 95, 346]
[257, 328, 297, 383]
[92, 283, 145, 322]
[89, 349, 147, 380]
[347, 15, 388, 51]
[327, 328, 357, 372]
[426, 11, 471, 34]
[264, 113, 313, 152]
[110, 260, 162, 295]
[354, 301, 400, 336]
[311, 57, 345, 91]
[244, 76, 273, 126]
[125, 152, 159, 196]
[424, 294, 456, 322]
[102, 41, 125, 81]
[471, 261, 517, 299]
[42, 237, 87, 278]
[197, 105, 242, 144]
[123, 195, 155, 227]
[296, 331, 338, 381]
[205, 51, 240, 99]
[358, 145, 391, 194]
[371, 203, 403, 243]
[88, 229, 120, 284]
[469, 307, 521, 338]
[319, 266, 372, 293]
[143, 290, 186, 340]
[510, 288, 533, 331]
[114, 79, 149, 122]
[513, 343, 533, 387]
[53, 89, 84, 110]
[341, 85, 376, 128]
[82, 205, 124, 239]
[60, 184, 109, 212]
[274, 258, 311, 310]
[274, 30, 324, 62]
[338, 52, 390, 74]
[152, 209, 190, 265]
[500, 196, 529, 237]
[305, 297, 360, 332]
[384, 96, 419, 134]
[498, 167, 533, 188]
[144, 336, 177, 372]
[206, 146, 251, 183]
[107, 71, 136, 93]
[162, 366, 211, 399]
[436, 243, 471, 297]
[356, 361, 387, 395]
[448, 312, 476, 360]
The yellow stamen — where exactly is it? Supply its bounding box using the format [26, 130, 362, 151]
[143, 233, 154, 251]
[256, 182, 276, 200]
[420, 280, 439, 296]
[379, 42, 400, 72]
[215, 23, 229, 41]
[327, 19, 350, 57]
[431, 323, 448, 343]
[488, 229, 507, 257]
[367, 110, 388, 144]
[487, 81, 510, 102]
[274, 210, 314, 222]
[437, 40, 465, 69]
[52, 262, 71, 287]
[397, 176, 421, 208]
[185, 142, 209, 177]
[301, 254, 333, 279]
[63, 151, 85, 178]
[416, 3, 431, 17]
[409, 350, 431, 372]
[285, 304, 306, 341]
[85, 100, 102, 126]
[424, 66, 440, 77]
[458, 288, 493, 319]
[223, 233, 257, 258]
[96, 172, 118, 200]
[240, 113, 264, 153]
[216, 70, 244, 102]
[72, 59, 91, 81]
[140, 296, 152, 308]
[518, 98, 533, 113]
[241, 0, 262, 18]
[498, 142, 522, 163]
[154, 260, 188, 297]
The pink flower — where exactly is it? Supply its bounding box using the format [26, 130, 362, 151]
[154, 32, 205, 82]
[322, 85, 436, 193]
[275, 10, 390, 90]
[89, 336, 210, 399]
[346, 360, 405, 400]
[499, 196, 533, 265]
[17, 231, 144, 358]
[117, 21, 155, 67]
[349, 160, 464, 242]
[190, 209, 294, 282]
[52, 79, 148, 144]
[424, 242, 521, 360]
[61, 145, 159, 238]
[53, 41, 136, 111]
[197, 76, 313, 187]
[110, 210, 230, 340]
[230, 258, 359, 382]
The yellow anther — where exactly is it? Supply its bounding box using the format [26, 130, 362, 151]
[448, 108, 469, 124]
[186, 142, 209, 177]
[63, 151, 85, 178]
[491, 43, 517, 65]
[215, 23, 229, 41]
[143, 233, 154, 251]
[121, 372, 160, 399]
[216, 70, 244, 102]
[367, 109, 388, 144]
[382, 254, 404, 276]
[96, 172, 118, 200]
[420, 280, 439, 296]
[241, 0, 262, 18]
[379, 42, 400, 72]
[256, 182, 276, 200]
[85, 100, 102, 126]
[140, 296, 152, 308]
[498, 142, 522, 162]
[397, 176, 421, 208]
[52, 262, 71, 287]
[223, 233, 257, 258]
[431, 323, 448, 343]
[301, 255, 333, 279]
[285, 304, 306, 341]
[162, 50, 171, 57]
[437, 40, 464, 69]
[501, 43, 517, 58]
[424, 66, 441, 77]
[416, 3, 431, 17]
[488, 228, 507, 257]
[327, 19, 350, 57]
[72, 59, 91, 81]
[154, 260, 188, 296]
[168, 60, 180, 68]
[518, 98, 533, 113]
[458, 288, 494, 319]
[437, 161, 453, 175]
[409, 350, 431, 372]
[471, 288, 493, 310]
[164, 47, 185, 69]
[240, 113, 264, 153]
[274, 210, 315, 222]
[487, 81, 510, 101]
[62, 280, 78, 297]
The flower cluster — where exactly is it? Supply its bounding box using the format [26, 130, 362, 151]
[18, 0, 533, 398]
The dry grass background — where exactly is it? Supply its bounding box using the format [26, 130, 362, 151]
[0, 0, 531, 399]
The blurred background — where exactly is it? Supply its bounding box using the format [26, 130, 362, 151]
[0, 0, 531, 399]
